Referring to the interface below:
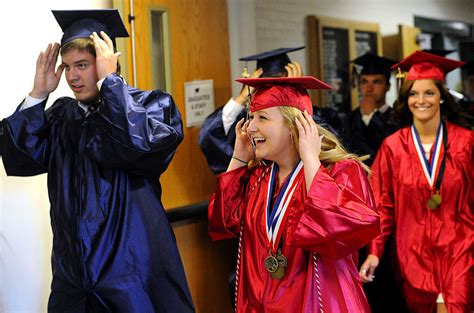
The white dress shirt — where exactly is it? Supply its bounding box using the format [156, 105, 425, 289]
[361, 103, 389, 126]
[222, 97, 245, 135]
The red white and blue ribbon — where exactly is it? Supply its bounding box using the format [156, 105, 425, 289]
[265, 160, 303, 250]
[411, 122, 443, 188]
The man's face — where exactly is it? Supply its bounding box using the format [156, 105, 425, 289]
[359, 74, 390, 106]
[463, 75, 474, 99]
[61, 49, 99, 103]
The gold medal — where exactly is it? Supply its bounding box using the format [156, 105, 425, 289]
[275, 250, 287, 268]
[426, 191, 441, 210]
[426, 197, 437, 210]
[271, 264, 285, 280]
[264, 254, 279, 273]
[432, 193, 441, 205]
[269, 250, 288, 280]
[265, 249, 288, 279]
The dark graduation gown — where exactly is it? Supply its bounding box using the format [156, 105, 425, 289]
[344, 107, 405, 312]
[0, 74, 195, 313]
[345, 108, 398, 166]
[198, 105, 345, 174]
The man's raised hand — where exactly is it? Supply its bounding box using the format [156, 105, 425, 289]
[30, 43, 64, 99]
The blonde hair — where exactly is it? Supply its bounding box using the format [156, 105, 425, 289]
[278, 106, 370, 172]
[61, 38, 96, 57]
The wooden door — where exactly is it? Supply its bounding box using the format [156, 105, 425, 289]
[124, 0, 231, 209]
[116, 1, 235, 312]
[399, 24, 421, 58]
[382, 24, 421, 61]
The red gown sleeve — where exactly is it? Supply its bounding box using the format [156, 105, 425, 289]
[368, 142, 395, 258]
[466, 134, 474, 269]
[462, 131, 474, 231]
[286, 159, 380, 259]
[208, 166, 250, 241]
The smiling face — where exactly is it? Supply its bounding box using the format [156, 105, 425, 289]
[247, 106, 295, 163]
[407, 79, 441, 123]
[61, 48, 100, 103]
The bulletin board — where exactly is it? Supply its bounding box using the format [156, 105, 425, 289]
[306, 16, 382, 117]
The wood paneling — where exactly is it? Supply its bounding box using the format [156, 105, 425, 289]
[173, 218, 234, 313]
[125, 0, 230, 209]
[382, 34, 400, 61]
[382, 25, 421, 69]
[399, 24, 421, 58]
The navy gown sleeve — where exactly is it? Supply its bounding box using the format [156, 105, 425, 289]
[198, 106, 245, 174]
[313, 106, 347, 145]
[0, 100, 50, 176]
[86, 73, 183, 177]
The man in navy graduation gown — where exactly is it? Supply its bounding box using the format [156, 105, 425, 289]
[198, 46, 345, 174]
[0, 9, 194, 313]
[345, 52, 399, 166]
[347, 53, 408, 313]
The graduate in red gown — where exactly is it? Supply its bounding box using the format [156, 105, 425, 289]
[208, 76, 380, 312]
[359, 51, 474, 313]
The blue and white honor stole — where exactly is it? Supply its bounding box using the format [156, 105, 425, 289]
[265, 160, 304, 250]
[411, 121, 443, 188]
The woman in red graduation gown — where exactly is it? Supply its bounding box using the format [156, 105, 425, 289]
[208, 76, 380, 312]
[360, 51, 474, 313]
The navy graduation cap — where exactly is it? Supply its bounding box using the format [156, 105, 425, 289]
[351, 52, 397, 76]
[460, 41, 474, 77]
[52, 9, 129, 46]
[239, 46, 305, 77]
[462, 61, 474, 77]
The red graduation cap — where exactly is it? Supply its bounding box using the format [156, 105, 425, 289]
[236, 76, 331, 114]
[391, 50, 465, 83]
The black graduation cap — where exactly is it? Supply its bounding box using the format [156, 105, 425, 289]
[52, 9, 129, 46]
[422, 49, 456, 57]
[459, 41, 474, 77]
[462, 61, 474, 77]
[351, 52, 397, 76]
[239, 46, 305, 77]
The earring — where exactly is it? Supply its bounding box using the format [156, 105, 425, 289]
[440, 99, 445, 104]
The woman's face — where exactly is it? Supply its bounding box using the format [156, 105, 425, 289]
[247, 107, 293, 162]
[407, 79, 441, 123]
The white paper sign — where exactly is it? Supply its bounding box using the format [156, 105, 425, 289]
[184, 79, 215, 127]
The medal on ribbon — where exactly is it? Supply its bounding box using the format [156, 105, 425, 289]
[426, 191, 442, 210]
[411, 122, 447, 210]
[264, 252, 279, 273]
[271, 250, 288, 280]
[263, 161, 303, 279]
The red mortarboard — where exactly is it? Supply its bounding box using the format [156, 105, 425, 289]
[235, 76, 331, 114]
[391, 50, 465, 83]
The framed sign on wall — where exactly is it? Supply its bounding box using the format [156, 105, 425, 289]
[306, 16, 382, 120]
